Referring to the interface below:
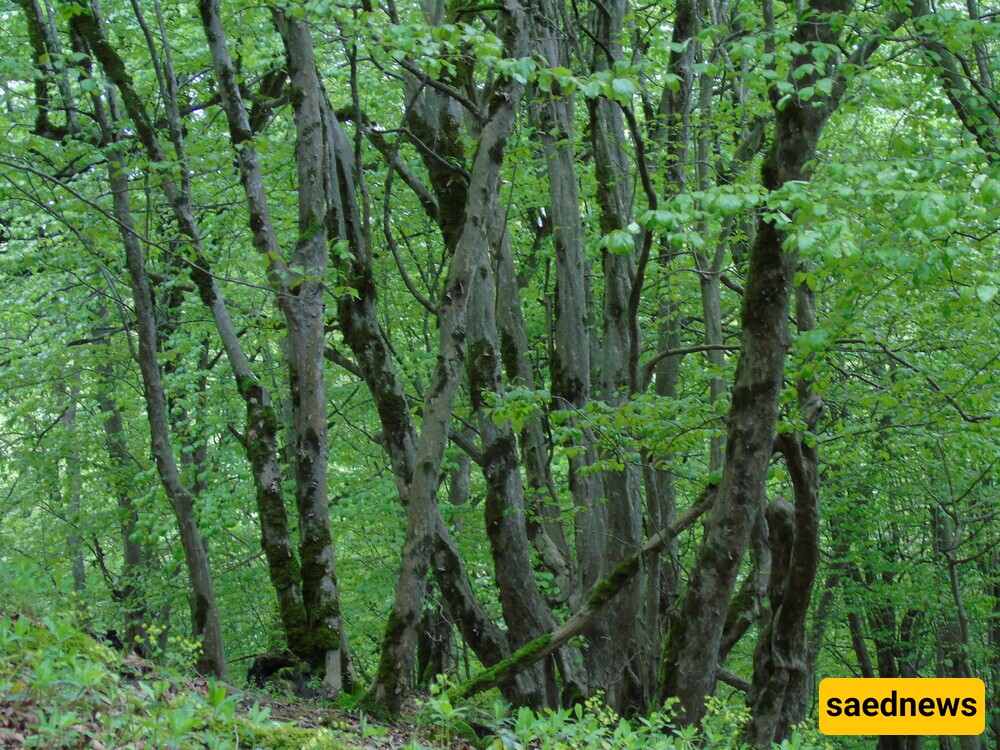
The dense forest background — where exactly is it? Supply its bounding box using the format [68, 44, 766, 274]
[0, 0, 997, 746]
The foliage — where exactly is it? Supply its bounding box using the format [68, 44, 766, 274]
[0, 0, 997, 743]
[0, 600, 348, 749]
[482, 695, 832, 750]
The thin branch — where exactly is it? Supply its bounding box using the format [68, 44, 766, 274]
[394, 57, 483, 123]
[642, 343, 739, 386]
[874, 342, 994, 423]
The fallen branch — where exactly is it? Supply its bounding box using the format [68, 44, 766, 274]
[448, 486, 716, 701]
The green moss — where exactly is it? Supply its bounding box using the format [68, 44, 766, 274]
[374, 609, 407, 682]
[449, 632, 554, 701]
[586, 554, 640, 610]
[234, 717, 349, 750]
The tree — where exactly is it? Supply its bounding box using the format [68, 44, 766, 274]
[0, 0, 996, 743]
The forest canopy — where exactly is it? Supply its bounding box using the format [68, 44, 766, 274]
[0, 0, 997, 747]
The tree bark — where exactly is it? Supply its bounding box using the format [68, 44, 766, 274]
[96, 355, 152, 657]
[639, 305, 683, 705]
[448, 488, 714, 701]
[271, 7, 353, 693]
[467, 234, 585, 708]
[744, 278, 822, 745]
[105, 146, 226, 678]
[198, 0, 354, 689]
[585, 0, 646, 709]
[368, 1, 530, 715]
[659, 0, 854, 724]
[933, 508, 982, 750]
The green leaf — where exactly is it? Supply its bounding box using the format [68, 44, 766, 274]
[976, 285, 997, 303]
[609, 77, 635, 103]
[601, 229, 634, 254]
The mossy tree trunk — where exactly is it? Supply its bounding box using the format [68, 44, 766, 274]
[585, 0, 646, 710]
[467, 244, 582, 708]
[75, 2, 322, 676]
[745, 278, 822, 745]
[323, 43, 545, 709]
[104, 143, 226, 679]
[198, 0, 355, 690]
[657, 0, 891, 726]
[358, 0, 534, 716]
[448, 490, 713, 702]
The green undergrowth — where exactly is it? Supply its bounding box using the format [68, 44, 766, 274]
[0, 606, 834, 750]
[481, 699, 834, 750]
[0, 610, 349, 749]
[415, 676, 834, 750]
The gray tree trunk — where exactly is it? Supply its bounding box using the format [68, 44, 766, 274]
[659, 0, 856, 724]
[97, 356, 151, 656]
[271, 7, 354, 693]
[639, 306, 683, 704]
[932, 509, 982, 750]
[368, 1, 530, 714]
[585, 0, 645, 709]
[105, 145, 226, 678]
[744, 279, 822, 745]
[323, 70, 543, 707]
[199, 0, 354, 689]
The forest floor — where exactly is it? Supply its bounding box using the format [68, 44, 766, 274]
[0, 609, 834, 748]
[0, 610, 487, 749]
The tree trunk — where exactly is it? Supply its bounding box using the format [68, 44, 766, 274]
[271, 7, 353, 693]
[57, 392, 86, 597]
[199, 0, 353, 689]
[744, 279, 822, 744]
[105, 146, 226, 678]
[97, 357, 150, 655]
[449, 490, 714, 701]
[585, 0, 646, 709]
[933, 508, 982, 750]
[467, 246, 580, 708]
[989, 548, 1000, 745]
[639, 305, 683, 705]
[659, 0, 854, 724]
[368, 2, 530, 714]
[76, 3, 314, 676]
[494, 230, 575, 605]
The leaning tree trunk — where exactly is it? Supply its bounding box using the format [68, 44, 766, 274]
[105, 145, 226, 678]
[75, 2, 314, 674]
[448, 488, 715, 701]
[659, 0, 856, 725]
[367, 1, 530, 715]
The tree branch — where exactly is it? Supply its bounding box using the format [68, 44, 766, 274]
[448, 485, 716, 700]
